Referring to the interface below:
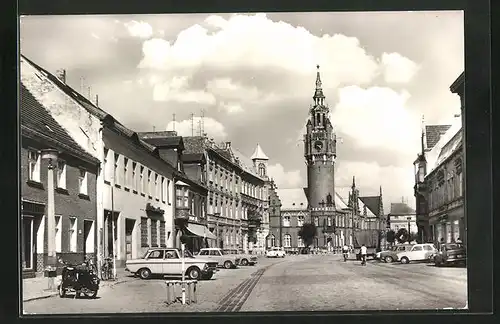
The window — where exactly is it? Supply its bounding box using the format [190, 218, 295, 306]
[151, 220, 158, 247]
[123, 157, 129, 188]
[269, 234, 276, 247]
[176, 188, 183, 207]
[297, 216, 304, 227]
[283, 216, 290, 227]
[28, 150, 41, 182]
[167, 180, 171, 204]
[78, 169, 88, 195]
[148, 250, 164, 259]
[199, 250, 209, 256]
[140, 218, 148, 247]
[258, 163, 266, 177]
[103, 148, 110, 182]
[297, 237, 304, 247]
[183, 189, 189, 208]
[147, 170, 152, 197]
[154, 173, 159, 199]
[210, 250, 220, 256]
[113, 153, 120, 185]
[190, 194, 195, 215]
[423, 245, 434, 251]
[132, 162, 137, 191]
[69, 217, 77, 252]
[56, 160, 66, 189]
[55, 216, 62, 252]
[161, 177, 166, 202]
[159, 221, 166, 247]
[283, 234, 291, 248]
[314, 216, 319, 227]
[327, 216, 332, 227]
[140, 166, 145, 194]
[412, 246, 423, 251]
[166, 250, 178, 259]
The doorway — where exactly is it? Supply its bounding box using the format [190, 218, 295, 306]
[125, 219, 135, 260]
[105, 211, 119, 258]
[22, 217, 34, 270]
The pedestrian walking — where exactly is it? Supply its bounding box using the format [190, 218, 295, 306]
[360, 244, 367, 266]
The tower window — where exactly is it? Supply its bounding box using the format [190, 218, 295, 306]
[258, 163, 266, 177]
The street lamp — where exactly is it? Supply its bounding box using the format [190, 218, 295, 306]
[407, 216, 412, 240]
[41, 148, 59, 290]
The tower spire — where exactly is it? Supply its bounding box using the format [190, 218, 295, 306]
[421, 115, 426, 154]
[352, 176, 356, 189]
[313, 64, 326, 106]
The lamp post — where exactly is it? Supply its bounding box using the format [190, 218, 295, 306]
[407, 216, 412, 241]
[41, 149, 59, 290]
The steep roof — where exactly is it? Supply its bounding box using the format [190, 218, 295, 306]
[359, 196, 381, 217]
[426, 117, 462, 175]
[276, 188, 308, 210]
[232, 147, 260, 178]
[389, 202, 416, 215]
[250, 144, 269, 160]
[183, 136, 208, 154]
[139, 136, 184, 149]
[182, 153, 205, 163]
[335, 192, 349, 209]
[425, 125, 452, 151]
[20, 83, 99, 165]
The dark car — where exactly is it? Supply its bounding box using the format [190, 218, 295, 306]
[378, 244, 413, 263]
[433, 243, 466, 266]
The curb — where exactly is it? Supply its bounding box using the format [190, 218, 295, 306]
[23, 277, 134, 303]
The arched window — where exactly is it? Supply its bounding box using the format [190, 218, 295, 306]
[268, 234, 276, 247]
[258, 163, 266, 177]
[283, 234, 292, 248]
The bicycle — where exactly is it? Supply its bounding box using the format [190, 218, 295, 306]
[101, 257, 114, 280]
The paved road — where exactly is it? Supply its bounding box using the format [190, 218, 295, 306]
[22, 255, 467, 314]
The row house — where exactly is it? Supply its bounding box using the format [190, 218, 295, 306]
[138, 132, 212, 254]
[181, 137, 268, 253]
[20, 55, 178, 270]
[20, 83, 100, 278]
[414, 72, 465, 246]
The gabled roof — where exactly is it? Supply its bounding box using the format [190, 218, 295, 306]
[250, 144, 269, 160]
[276, 188, 308, 210]
[140, 136, 185, 150]
[359, 196, 381, 217]
[425, 125, 452, 151]
[426, 117, 462, 175]
[335, 192, 349, 210]
[389, 203, 415, 215]
[182, 153, 205, 163]
[20, 83, 99, 165]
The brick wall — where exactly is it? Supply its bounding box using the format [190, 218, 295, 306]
[21, 138, 98, 273]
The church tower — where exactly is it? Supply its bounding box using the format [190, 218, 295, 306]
[304, 65, 337, 209]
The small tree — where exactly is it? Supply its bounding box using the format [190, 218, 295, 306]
[386, 229, 396, 245]
[396, 228, 409, 243]
[298, 222, 317, 248]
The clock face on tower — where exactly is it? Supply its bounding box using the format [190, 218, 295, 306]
[314, 141, 323, 151]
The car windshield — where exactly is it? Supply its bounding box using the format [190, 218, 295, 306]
[183, 250, 194, 258]
[443, 244, 461, 250]
[141, 251, 150, 259]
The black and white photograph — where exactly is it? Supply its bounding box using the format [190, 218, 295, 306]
[19, 11, 467, 313]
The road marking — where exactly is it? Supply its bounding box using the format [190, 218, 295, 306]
[215, 261, 283, 312]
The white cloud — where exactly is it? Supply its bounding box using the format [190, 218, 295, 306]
[220, 102, 243, 114]
[336, 160, 415, 210]
[152, 75, 216, 105]
[138, 13, 380, 86]
[206, 78, 260, 101]
[124, 20, 153, 39]
[166, 117, 227, 140]
[332, 86, 421, 154]
[91, 33, 100, 39]
[381, 52, 420, 84]
[267, 163, 303, 188]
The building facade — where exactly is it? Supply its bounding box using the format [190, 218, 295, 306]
[20, 83, 100, 278]
[414, 72, 465, 246]
[387, 203, 418, 235]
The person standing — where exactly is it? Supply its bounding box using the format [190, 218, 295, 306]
[360, 244, 367, 266]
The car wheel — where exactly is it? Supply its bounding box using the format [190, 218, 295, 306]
[435, 260, 442, 267]
[400, 257, 409, 264]
[58, 285, 66, 298]
[187, 267, 201, 280]
[241, 259, 249, 266]
[84, 289, 98, 298]
[138, 268, 152, 279]
[224, 261, 233, 269]
[385, 256, 394, 263]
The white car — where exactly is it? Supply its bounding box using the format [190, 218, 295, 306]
[125, 248, 218, 280]
[196, 248, 240, 269]
[266, 247, 286, 258]
[397, 243, 437, 264]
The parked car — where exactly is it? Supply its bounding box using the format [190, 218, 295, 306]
[377, 244, 414, 263]
[125, 248, 218, 280]
[397, 243, 437, 264]
[196, 248, 240, 269]
[223, 249, 258, 266]
[266, 247, 286, 258]
[433, 243, 466, 267]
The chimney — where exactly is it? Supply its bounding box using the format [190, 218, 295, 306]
[225, 141, 231, 149]
[55, 69, 66, 83]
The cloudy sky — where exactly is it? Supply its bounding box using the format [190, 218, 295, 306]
[20, 11, 464, 210]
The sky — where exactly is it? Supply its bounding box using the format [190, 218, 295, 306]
[19, 11, 464, 211]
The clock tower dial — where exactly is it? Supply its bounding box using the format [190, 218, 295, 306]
[303, 65, 337, 209]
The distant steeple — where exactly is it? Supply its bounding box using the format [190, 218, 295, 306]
[421, 115, 425, 154]
[352, 176, 356, 189]
[313, 64, 326, 106]
[251, 143, 269, 161]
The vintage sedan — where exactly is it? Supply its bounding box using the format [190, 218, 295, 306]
[397, 243, 437, 264]
[223, 249, 258, 266]
[125, 248, 218, 280]
[196, 248, 240, 269]
[377, 244, 414, 263]
[266, 247, 286, 258]
[433, 243, 466, 267]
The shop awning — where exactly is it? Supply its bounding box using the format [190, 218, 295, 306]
[185, 223, 217, 240]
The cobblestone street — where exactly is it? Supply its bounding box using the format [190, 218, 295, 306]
[23, 255, 467, 314]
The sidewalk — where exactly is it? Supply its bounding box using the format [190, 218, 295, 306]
[22, 268, 136, 302]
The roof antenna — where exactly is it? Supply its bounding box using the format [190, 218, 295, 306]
[153, 126, 156, 132]
[172, 113, 176, 132]
[95, 94, 99, 106]
[191, 113, 195, 136]
[88, 86, 91, 100]
[201, 108, 205, 136]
